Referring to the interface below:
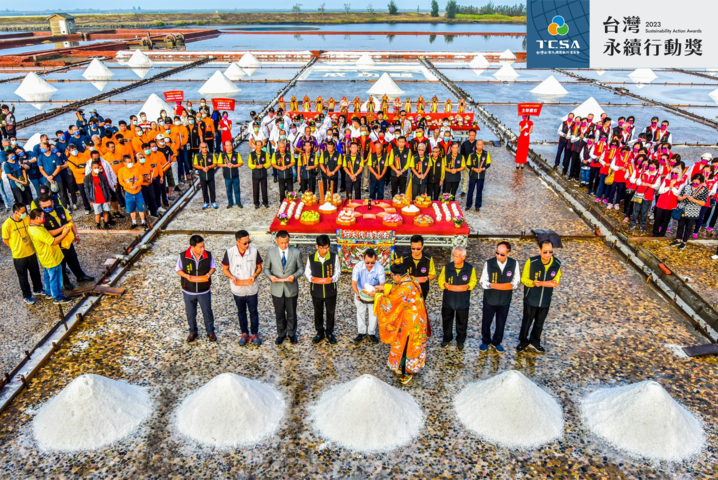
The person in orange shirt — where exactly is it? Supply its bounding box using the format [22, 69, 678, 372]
[131, 125, 146, 154]
[102, 141, 126, 208]
[117, 155, 148, 230]
[137, 146, 159, 217]
[114, 134, 134, 160]
[65, 143, 92, 214]
[115, 120, 134, 144]
[172, 115, 190, 182]
[147, 139, 169, 209]
[201, 113, 216, 154]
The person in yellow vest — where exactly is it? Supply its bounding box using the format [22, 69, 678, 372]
[342, 142, 364, 199]
[272, 140, 295, 201]
[26, 208, 72, 304]
[2, 203, 43, 304]
[193, 142, 218, 210]
[327, 97, 336, 112]
[216, 140, 244, 209]
[248, 139, 271, 208]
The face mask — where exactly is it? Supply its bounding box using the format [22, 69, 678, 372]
[416, 132, 423, 138]
[70, 151, 78, 157]
[118, 139, 125, 145]
[618, 121, 624, 126]
[581, 122, 587, 127]
[8, 155, 15, 161]
[18, 213, 26, 220]
[253, 127, 259, 132]
[443, 122, 449, 127]
[290, 128, 297, 134]
[648, 166, 656, 171]
[327, 135, 333, 140]
[89, 146, 95, 151]
[143, 149, 151, 155]
[93, 168, 101, 174]
[189, 120, 195, 125]
[567, 118, 573, 124]
[10, 140, 17, 145]
[140, 116, 147, 121]
[651, 122, 657, 126]
[662, 149, 668, 153]
[90, 124, 97, 129]
[444, 137, 450, 141]
[311, 127, 316, 132]
[174, 121, 180, 126]
[388, 127, 395, 133]
[361, 131, 367, 136]
[587, 141, 593, 146]
[660, 160, 666, 165]
[139, 158, 146, 164]
[202, 114, 207, 118]
[40, 147, 47, 153]
[132, 121, 138, 125]
[661, 125, 667, 131]
[633, 147, 639, 152]
[42, 206, 53, 213]
[51, 148, 58, 154]
[73, 132, 80, 137]
[158, 142, 165, 147]
[58, 135, 65, 141]
[161, 114, 166, 118]
[165, 129, 171, 134]
[223, 115, 228, 119]
[671, 174, 678, 179]
[201, 102, 206, 106]
[280, 135, 286, 140]
[692, 182, 700, 187]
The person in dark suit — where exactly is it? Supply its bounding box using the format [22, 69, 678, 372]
[263, 230, 304, 344]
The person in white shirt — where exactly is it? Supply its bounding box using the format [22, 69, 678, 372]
[351, 248, 386, 344]
[349, 118, 362, 138]
[260, 108, 278, 139]
[429, 127, 442, 150]
[479, 241, 521, 353]
[305, 234, 341, 344]
[221, 230, 263, 346]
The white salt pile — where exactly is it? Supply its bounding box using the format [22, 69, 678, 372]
[628, 68, 657, 84]
[137, 93, 174, 120]
[238, 52, 261, 68]
[563, 96, 605, 120]
[198, 70, 241, 96]
[126, 49, 154, 68]
[82, 58, 114, 81]
[14, 72, 57, 102]
[468, 53, 490, 68]
[32, 374, 151, 452]
[224, 62, 246, 81]
[131, 67, 152, 80]
[356, 53, 376, 67]
[310, 374, 423, 453]
[367, 72, 405, 97]
[531, 75, 569, 95]
[89, 81, 110, 92]
[493, 64, 519, 81]
[709, 88, 718, 104]
[23, 132, 43, 151]
[175, 373, 286, 448]
[581, 380, 705, 461]
[454, 370, 564, 449]
[499, 48, 517, 60]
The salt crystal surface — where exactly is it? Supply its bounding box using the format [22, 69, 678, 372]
[310, 374, 423, 453]
[175, 373, 286, 448]
[493, 64, 519, 80]
[454, 370, 564, 449]
[32, 374, 151, 452]
[581, 380, 704, 461]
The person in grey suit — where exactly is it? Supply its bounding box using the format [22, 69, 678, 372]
[264, 230, 304, 344]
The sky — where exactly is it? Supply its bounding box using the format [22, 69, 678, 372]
[7, 0, 498, 12]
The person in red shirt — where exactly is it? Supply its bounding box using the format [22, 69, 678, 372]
[83, 159, 113, 229]
[629, 159, 661, 231]
[587, 137, 607, 195]
[596, 141, 619, 203]
[653, 165, 685, 236]
[606, 146, 631, 210]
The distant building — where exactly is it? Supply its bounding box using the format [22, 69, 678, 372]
[48, 13, 77, 36]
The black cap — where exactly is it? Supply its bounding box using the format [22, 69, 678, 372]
[268, 107, 275, 113]
[249, 110, 257, 117]
[390, 263, 407, 276]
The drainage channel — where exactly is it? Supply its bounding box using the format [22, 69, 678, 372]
[424, 58, 718, 343]
[0, 58, 102, 84]
[0, 57, 316, 416]
[554, 68, 718, 132]
[16, 56, 213, 130]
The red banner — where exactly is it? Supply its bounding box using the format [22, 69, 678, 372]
[212, 98, 236, 111]
[163, 90, 184, 102]
[287, 111, 476, 131]
[518, 103, 543, 116]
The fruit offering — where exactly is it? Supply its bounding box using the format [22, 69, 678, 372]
[414, 214, 435, 227]
[382, 213, 404, 227]
[300, 210, 320, 225]
[414, 194, 432, 208]
[392, 194, 409, 208]
[301, 191, 318, 206]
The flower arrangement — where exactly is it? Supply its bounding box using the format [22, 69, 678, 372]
[441, 193, 454, 204]
[286, 191, 298, 201]
[277, 212, 289, 225]
[452, 216, 465, 228]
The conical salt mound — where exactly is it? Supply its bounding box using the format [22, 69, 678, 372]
[137, 93, 174, 121]
[499, 49, 516, 60]
[32, 374, 151, 452]
[454, 371, 564, 449]
[175, 373, 286, 448]
[82, 58, 114, 81]
[198, 70, 241, 96]
[709, 88, 718, 104]
[131, 68, 151, 80]
[628, 68, 657, 84]
[126, 49, 153, 68]
[596, 70, 606, 76]
[14, 72, 57, 102]
[581, 381, 705, 461]
[90, 81, 109, 92]
[23, 132, 43, 151]
[469, 54, 490, 68]
[238, 52, 261, 68]
[563, 96, 604, 120]
[310, 374, 423, 452]
[472, 68, 486, 77]
[493, 64, 519, 80]
[356, 53, 376, 67]
[531, 75, 568, 95]
[242, 66, 257, 77]
[224, 62, 246, 81]
[367, 72, 405, 97]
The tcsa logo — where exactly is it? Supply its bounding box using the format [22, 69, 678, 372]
[536, 16, 580, 50]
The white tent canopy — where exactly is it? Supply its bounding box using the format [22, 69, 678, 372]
[82, 59, 114, 81]
[493, 64, 519, 80]
[366, 72, 405, 97]
[14, 72, 57, 103]
[563, 97, 605, 120]
[628, 68, 658, 84]
[499, 49, 517, 60]
[126, 49, 153, 68]
[238, 52, 261, 68]
[468, 54, 490, 68]
[198, 70, 241, 96]
[224, 63, 246, 81]
[137, 93, 174, 121]
[356, 53, 376, 67]
[530, 75, 569, 95]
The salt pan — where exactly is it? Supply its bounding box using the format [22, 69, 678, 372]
[175, 373, 286, 448]
[32, 374, 151, 452]
[581, 380, 704, 461]
[454, 370, 564, 449]
[310, 374, 423, 452]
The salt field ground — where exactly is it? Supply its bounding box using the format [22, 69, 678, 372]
[0, 26, 717, 479]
